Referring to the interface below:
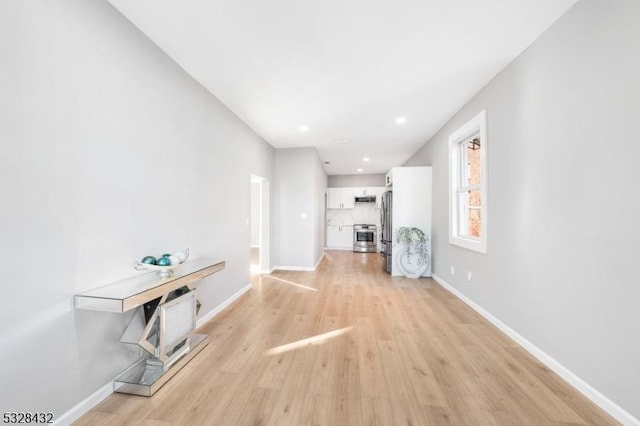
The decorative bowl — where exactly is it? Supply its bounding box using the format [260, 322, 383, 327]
[134, 248, 190, 278]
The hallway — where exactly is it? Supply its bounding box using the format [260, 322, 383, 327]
[77, 251, 616, 425]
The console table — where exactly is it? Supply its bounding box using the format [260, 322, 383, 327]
[75, 258, 225, 396]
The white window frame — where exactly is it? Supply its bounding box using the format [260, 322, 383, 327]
[448, 110, 488, 253]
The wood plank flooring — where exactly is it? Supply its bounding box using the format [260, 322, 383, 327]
[75, 250, 618, 425]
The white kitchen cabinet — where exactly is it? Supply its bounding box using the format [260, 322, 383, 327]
[326, 188, 337, 208]
[325, 225, 353, 249]
[326, 225, 339, 246]
[341, 190, 356, 209]
[327, 187, 387, 209]
[327, 188, 355, 209]
[354, 188, 371, 196]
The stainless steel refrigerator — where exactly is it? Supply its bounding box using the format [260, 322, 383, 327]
[380, 190, 393, 273]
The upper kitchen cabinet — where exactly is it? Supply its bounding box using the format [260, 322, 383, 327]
[353, 188, 380, 196]
[327, 187, 387, 209]
[327, 187, 355, 209]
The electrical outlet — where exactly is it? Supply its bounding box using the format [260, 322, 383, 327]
[467, 271, 473, 282]
[450, 266, 455, 275]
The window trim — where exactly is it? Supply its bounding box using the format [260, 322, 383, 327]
[448, 110, 488, 253]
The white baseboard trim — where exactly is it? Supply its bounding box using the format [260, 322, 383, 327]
[273, 265, 316, 272]
[432, 274, 640, 426]
[55, 381, 113, 426]
[273, 253, 326, 273]
[324, 246, 353, 251]
[197, 283, 252, 328]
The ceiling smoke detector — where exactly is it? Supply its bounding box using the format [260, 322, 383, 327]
[333, 138, 352, 144]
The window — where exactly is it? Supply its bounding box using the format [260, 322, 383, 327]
[449, 110, 487, 253]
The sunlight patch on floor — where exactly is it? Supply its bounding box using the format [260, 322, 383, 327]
[264, 326, 353, 356]
[262, 275, 318, 292]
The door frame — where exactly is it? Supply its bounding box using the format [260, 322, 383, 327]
[250, 174, 270, 273]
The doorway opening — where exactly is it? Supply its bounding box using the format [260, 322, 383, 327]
[250, 174, 270, 274]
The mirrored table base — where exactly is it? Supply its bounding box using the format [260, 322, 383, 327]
[114, 334, 209, 396]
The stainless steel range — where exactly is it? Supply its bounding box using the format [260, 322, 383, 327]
[353, 224, 377, 253]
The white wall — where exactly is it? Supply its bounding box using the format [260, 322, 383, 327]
[405, 0, 640, 419]
[274, 148, 326, 269]
[0, 0, 274, 417]
[328, 173, 386, 187]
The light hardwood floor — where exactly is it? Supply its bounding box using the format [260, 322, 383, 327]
[75, 250, 618, 425]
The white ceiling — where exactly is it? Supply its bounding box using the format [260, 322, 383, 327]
[107, 0, 577, 175]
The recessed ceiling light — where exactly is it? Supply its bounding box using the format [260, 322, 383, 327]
[396, 116, 407, 124]
[324, 161, 331, 164]
[357, 168, 363, 173]
[362, 157, 370, 162]
[299, 125, 309, 132]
